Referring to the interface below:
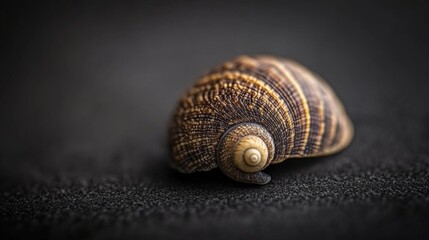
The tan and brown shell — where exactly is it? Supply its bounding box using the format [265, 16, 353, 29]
[168, 55, 353, 185]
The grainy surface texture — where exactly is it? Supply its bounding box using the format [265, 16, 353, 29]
[1, 1, 429, 239]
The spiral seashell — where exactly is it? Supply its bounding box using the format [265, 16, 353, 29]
[168, 55, 353, 185]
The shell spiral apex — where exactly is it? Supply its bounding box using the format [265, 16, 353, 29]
[168, 55, 353, 185]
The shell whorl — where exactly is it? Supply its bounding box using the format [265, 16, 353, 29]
[168, 55, 353, 184]
[217, 123, 275, 184]
[234, 137, 267, 172]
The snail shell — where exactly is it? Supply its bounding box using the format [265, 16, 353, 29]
[168, 55, 353, 185]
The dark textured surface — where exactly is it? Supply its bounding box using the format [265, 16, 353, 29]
[1, 1, 429, 239]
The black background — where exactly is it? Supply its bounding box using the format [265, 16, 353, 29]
[1, 0, 429, 239]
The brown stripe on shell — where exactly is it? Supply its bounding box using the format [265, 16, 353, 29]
[219, 57, 297, 160]
[281, 60, 326, 155]
[253, 56, 311, 156]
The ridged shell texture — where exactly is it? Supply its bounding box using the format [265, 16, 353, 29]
[168, 55, 353, 183]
